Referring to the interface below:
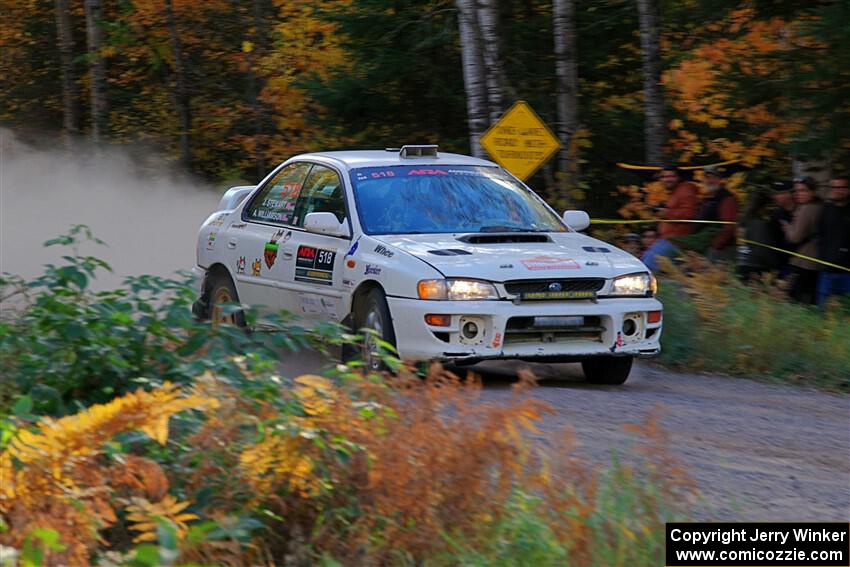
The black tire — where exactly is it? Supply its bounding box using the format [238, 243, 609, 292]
[581, 356, 633, 385]
[353, 288, 397, 371]
[207, 271, 246, 328]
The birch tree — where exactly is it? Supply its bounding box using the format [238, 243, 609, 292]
[84, 0, 108, 143]
[55, 0, 80, 143]
[455, 0, 487, 158]
[636, 0, 665, 165]
[553, 0, 578, 184]
[476, 0, 514, 124]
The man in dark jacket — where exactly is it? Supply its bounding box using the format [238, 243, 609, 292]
[816, 175, 850, 306]
[769, 180, 796, 276]
[697, 166, 738, 263]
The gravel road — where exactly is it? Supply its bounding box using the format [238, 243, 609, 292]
[282, 351, 850, 521]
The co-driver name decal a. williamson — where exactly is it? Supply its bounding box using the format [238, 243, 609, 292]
[295, 245, 336, 286]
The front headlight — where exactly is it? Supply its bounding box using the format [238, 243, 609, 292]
[417, 279, 499, 300]
[610, 272, 655, 296]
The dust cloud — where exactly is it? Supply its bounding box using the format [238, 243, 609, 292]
[0, 129, 229, 290]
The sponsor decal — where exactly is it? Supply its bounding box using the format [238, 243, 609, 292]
[610, 331, 624, 353]
[585, 261, 599, 266]
[499, 263, 514, 269]
[298, 293, 339, 319]
[295, 245, 336, 286]
[229, 222, 247, 230]
[206, 232, 217, 250]
[491, 332, 502, 348]
[280, 181, 301, 200]
[342, 278, 355, 288]
[364, 264, 381, 276]
[374, 244, 394, 258]
[582, 246, 611, 253]
[251, 258, 261, 276]
[345, 238, 360, 258]
[408, 168, 448, 175]
[523, 290, 595, 300]
[236, 256, 246, 275]
[520, 256, 580, 270]
[210, 213, 227, 227]
[264, 229, 287, 269]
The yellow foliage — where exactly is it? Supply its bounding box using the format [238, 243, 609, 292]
[125, 495, 199, 543]
[0, 383, 218, 565]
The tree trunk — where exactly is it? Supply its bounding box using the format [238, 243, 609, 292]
[636, 0, 665, 166]
[476, 0, 514, 123]
[552, 0, 578, 187]
[455, 0, 488, 158]
[55, 0, 81, 143]
[250, 0, 266, 177]
[84, 0, 107, 143]
[165, 0, 191, 168]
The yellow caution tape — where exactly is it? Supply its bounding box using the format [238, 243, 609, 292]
[589, 218, 850, 273]
[590, 218, 736, 225]
[615, 159, 741, 171]
[739, 239, 850, 273]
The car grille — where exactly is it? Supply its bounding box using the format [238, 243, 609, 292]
[504, 316, 605, 345]
[504, 278, 605, 297]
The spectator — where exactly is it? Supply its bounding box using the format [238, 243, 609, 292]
[696, 166, 738, 263]
[768, 181, 796, 276]
[657, 166, 700, 239]
[642, 166, 697, 271]
[641, 229, 658, 253]
[737, 189, 781, 282]
[816, 175, 850, 306]
[620, 233, 641, 256]
[782, 177, 823, 304]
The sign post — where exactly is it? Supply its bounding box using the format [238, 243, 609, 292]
[479, 101, 561, 181]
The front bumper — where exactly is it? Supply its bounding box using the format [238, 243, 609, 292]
[386, 296, 663, 362]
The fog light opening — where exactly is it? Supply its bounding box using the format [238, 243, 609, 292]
[622, 318, 638, 336]
[462, 321, 479, 340]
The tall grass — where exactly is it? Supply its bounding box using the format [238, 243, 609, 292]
[657, 256, 850, 390]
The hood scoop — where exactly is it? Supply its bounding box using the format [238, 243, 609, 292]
[457, 233, 552, 244]
[427, 248, 473, 256]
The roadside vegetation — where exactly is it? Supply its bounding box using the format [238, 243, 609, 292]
[0, 228, 693, 566]
[657, 255, 850, 391]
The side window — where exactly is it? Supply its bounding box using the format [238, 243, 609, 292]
[291, 165, 346, 227]
[245, 162, 312, 224]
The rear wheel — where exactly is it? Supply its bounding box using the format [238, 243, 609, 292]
[581, 356, 633, 385]
[208, 272, 246, 328]
[354, 288, 397, 371]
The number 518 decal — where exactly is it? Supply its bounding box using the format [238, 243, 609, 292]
[295, 245, 336, 286]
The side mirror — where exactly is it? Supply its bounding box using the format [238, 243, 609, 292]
[304, 212, 349, 237]
[563, 210, 590, 231]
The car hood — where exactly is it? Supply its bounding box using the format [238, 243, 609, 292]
[372, 232, 648, 281]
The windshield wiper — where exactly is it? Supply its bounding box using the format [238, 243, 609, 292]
[478, 225, 538, 233]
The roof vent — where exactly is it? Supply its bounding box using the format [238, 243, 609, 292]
[399, 145, 438, 158]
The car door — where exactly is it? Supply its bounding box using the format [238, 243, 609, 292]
[275, 163, 351, 325]
[232, 161, 312, 317]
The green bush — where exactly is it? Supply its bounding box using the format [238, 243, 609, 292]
[657, 263, 850, 390]
[0, 225, 344, 416]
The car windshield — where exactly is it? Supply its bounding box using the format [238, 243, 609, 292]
[350, 165, 567, 234]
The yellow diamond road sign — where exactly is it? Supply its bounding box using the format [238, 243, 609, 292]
[479, 100, 561, 181]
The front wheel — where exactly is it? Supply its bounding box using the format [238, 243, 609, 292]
[581, 356, 633, 385]
[353, 288, 397, 371]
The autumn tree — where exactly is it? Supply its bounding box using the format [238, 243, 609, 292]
[636, 0, 664, 166]
[552, 0, 578, 188]
[84, 0, 107, 142]
[54, 0, 80, 142]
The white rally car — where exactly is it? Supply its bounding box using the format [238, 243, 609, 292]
[193, 145, 662, 384]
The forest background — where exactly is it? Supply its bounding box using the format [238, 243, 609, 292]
[1, 0, 848, 217]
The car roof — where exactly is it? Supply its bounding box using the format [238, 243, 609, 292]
[296, 149, 498, 170]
